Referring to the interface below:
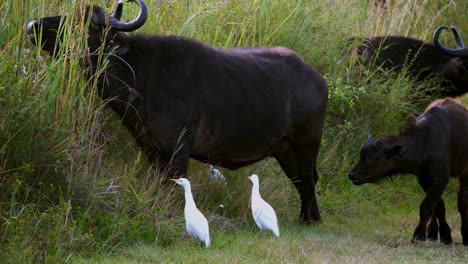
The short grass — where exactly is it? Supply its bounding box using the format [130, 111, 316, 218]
[0, 0, 467, 263]
[70, 179, 468, 263]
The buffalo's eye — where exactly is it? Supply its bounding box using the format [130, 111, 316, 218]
[366, 152, 381, 162]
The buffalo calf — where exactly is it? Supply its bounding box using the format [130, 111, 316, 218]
[349, 98, 468, 245]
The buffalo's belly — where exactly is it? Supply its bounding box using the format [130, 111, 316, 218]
[189, 155, 265, 170]
[190, 134, 290, 167]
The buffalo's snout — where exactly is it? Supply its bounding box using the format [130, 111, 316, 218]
[27, 19, 49, 50]
[348, 170, 364, 185]
[27, 20, 38, 35]
[348, 171, 356, 181]
[26, 20, 41, 47]
[26, 16, 63, 54]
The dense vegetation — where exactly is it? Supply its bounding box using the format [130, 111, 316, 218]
[0, 0, 467, 262]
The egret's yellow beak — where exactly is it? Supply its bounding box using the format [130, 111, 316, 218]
[170, 179, 178, 183]
[248, 176, 251, 180]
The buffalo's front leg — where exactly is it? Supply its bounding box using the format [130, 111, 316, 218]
[413, 170, 449, 243]
[157, 146, 190, 178]
[141, 124, 192, 178]
[417, 173, 452, 244]
[458, 175, 468, 245]
[433, 199, 453, 244]
[426, 215, 439, 241]
[427, 199, 453, 244]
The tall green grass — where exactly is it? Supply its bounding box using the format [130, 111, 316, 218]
[0, 0, 467, 262]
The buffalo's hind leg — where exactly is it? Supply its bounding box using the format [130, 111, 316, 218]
[274, 149, 302, 219]
[296, 142, 321, 223]
[275, 142, 321, 224]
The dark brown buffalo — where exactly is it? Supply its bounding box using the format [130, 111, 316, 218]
[27, 0, 328, 223]
[355, 27, 467, 97]
[349, 98, 468, 245]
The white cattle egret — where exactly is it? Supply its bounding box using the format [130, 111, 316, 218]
[248, 174, 280, 237]
[208, 164, 226, 184]
[171, 178, 211, 248]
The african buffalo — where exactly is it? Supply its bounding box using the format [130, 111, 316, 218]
[27, 0, 328, 223]
[349, 98, 468, 245]
[354, 27, 467, 97]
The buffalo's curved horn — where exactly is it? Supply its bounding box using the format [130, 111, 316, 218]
[433, 25, 468, 57]
[111, 0, 124, 20]
[109, 0, 148, 32]
[90, 5, 108, 27]
[450, 26, 465, 48]
[366, 134, 372, 145]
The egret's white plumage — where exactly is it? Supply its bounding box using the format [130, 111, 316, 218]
[208, 164, 226, 184]
[171, 178, 211, 248]
[248, 174, 280, 237]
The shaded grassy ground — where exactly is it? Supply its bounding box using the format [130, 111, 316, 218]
[0, 0, 467, 262]
[73, 179, 468, 263]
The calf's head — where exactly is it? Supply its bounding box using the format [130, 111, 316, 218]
[349, 136, 407, 185]
[26, 0, 148, 56]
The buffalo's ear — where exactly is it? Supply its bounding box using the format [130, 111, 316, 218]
[108, 35, 129, 55]
[447, 57, 468, 77]
[384, 144, 407, 160]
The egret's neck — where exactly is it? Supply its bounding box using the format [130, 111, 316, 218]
[184, 188, 197, 208]
[251, 184, 260, 197]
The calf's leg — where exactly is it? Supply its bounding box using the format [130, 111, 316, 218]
[418, 177, 438, 240]
[417, 174, 451, 243]
[433, 199, 452, 244]
[425, 199, 452, 244]
[426, 215, 438, 241]
[413, 173, 448, 242]
[458, 176, 468, 246]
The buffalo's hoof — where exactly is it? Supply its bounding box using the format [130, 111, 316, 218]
[427, 230, 438, 241]
[410, 235, 425, 244]
[440, 235, 453, 245]
[300, 218, 321, 225]
[442, 240, 453, 246]
[412, 229, 426, 242]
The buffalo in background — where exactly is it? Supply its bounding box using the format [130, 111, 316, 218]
[354, 26, 467, 97]
[349, 98, 468, 245]
[27, 0, 328, 223]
